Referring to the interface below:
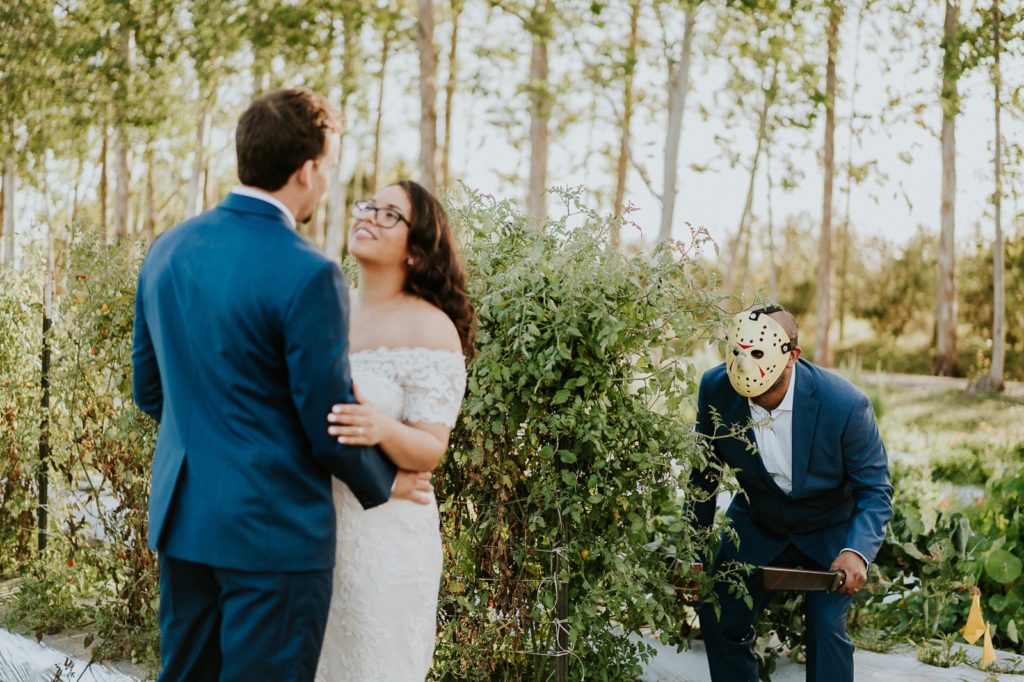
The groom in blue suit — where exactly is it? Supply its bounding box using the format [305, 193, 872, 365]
[692, 305, 892, 682]
[132, 89, 430, 681]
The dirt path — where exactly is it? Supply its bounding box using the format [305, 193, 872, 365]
[862, 371, 1024, 398]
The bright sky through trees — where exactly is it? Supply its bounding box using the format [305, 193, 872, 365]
[8, 1, 1022, 255]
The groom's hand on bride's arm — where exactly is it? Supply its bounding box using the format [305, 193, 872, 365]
[328, 383, 394, 446]
[391, 469, 433, 505]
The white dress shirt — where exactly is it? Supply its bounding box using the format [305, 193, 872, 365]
[748, 364, 868, 568]
[748, 365, 797, 494]
[230, 185, 297, 230]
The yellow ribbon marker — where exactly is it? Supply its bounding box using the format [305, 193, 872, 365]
[962, 589, 986, 645]
[982, 623, 998, 669]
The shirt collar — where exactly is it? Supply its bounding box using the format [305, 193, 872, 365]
[230, 185, 297, 230]
[748, 361, 797, 414]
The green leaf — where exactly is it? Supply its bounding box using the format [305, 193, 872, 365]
[985, 550, 1022, 584]
[1008, 619, 1019, 645]
[952, 515, 972, 557]
[900, 542, 926, 561]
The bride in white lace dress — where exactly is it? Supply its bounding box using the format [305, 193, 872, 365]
[315, 180, 475, 681]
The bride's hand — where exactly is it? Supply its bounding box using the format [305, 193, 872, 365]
[391, 469, 434, 505]
[328, 384, 392, 446]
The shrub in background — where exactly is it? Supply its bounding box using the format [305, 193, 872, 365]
[3, 197, 725, 676]
[49, 227, 159, 661]
[0, 265, 42, 572]
[432, 190, 723, 680]
[858, 457, 1024, 656]
[965, 472, 1024, 653]
[1, 226, 159, 663]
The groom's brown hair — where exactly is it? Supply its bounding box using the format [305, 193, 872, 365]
[235, 88, 343, 191]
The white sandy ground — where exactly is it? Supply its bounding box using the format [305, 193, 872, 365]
[2, 626, 1023, 681]
[636, 633, 1024, 682]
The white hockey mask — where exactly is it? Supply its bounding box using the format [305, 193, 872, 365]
[725, 307, 795, 398]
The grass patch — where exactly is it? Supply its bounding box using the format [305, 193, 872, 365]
[838, 375, 1024, 496]
[2, 563, 88, 636]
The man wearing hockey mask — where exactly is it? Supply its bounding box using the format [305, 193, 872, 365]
[725, 305, 798, 399]
[690, 304, 893, 682]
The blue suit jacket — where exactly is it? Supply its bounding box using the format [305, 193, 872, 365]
[693, 359, 892, 568]
[132, 193, 397, 572]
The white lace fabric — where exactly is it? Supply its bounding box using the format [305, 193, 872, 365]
[316, 347, 466, 682]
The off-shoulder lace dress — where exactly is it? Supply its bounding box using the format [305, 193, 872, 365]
[316, 347, 466, 682]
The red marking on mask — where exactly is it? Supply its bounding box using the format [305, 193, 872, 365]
[738, 343, 753, 350]
[759, 367, 765, 378]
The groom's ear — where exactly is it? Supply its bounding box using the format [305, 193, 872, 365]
[295, 159, 316, 188]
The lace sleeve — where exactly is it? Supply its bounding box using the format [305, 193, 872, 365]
[401, 350, 467, 427]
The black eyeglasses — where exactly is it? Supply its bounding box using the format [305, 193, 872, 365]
[351, 200, 409, 229]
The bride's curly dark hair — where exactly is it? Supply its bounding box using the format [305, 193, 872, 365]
[396, 180, 476, 357]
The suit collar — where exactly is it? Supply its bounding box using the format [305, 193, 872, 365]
[790, 359, 820, 496]
[222, 189, 296, 230]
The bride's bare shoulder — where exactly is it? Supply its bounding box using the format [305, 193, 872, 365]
[399, 297, 462, 353]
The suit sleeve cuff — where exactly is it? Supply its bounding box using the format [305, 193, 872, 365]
[840, 547, 869, 569]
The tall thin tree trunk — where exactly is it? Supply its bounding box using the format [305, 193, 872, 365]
[372, 31, 392, 194]
[839, 0, 867, 344]
[440, 0, 463, 189]
[100, 125, 109, 233]
[134, 197, 144, 235]
[988, 0, 1005, 389]
[309, 205, 325, 250]
[765, 142, 778, 300]
[39, 131, 50, 229]
[3, 154, 14, 267]
[253, 49, 270, 98]
[186, 98, 213, 218]
[326, 22, 358, 261]
[71, 154, 84, 223]
[113, 22, 132, 239]
[658, 9, 697, 243]
[612, 0, 641, 247]
[816, 2, 841, 367]
[144, 144, 156, 241]
[0, 157, 5, 266]
[724, 61, 776, 295]
[417, 0, 438, 192]
[527, 0, 550, 224]
[935, 0, 960, 376]
[113, 124, 130, 238]
[837, 219, 849, 342]
[202, 156, 212, 211]
[346, 157, 366, 259]
[325, 143, 347, 260]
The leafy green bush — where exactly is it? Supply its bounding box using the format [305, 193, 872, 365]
[49, 227, 159, 662]
[0, 264, 42, 572]
[3, 556, 87, 635]
[965, 473, 1024, 653]
[864, 502, 978, 641]
[860, 458, 1024, 656]
[929, 442, 1002, 486]
[0, 226, 159, 663]
[432, 190, 722, 679]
